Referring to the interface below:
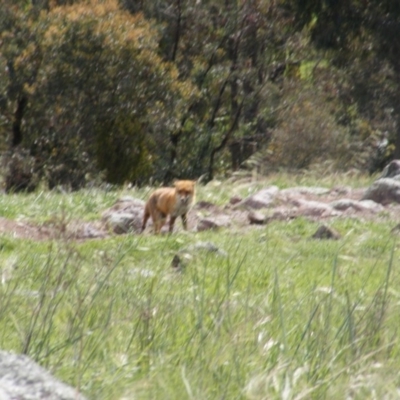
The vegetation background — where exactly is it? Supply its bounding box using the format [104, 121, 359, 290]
[1, 0, 400, 190]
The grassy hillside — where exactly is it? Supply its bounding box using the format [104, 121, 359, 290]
[0, 172, 399, 399]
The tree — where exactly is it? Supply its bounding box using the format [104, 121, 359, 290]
[123, 0, 293, 180]
[1, 0, 196, 189]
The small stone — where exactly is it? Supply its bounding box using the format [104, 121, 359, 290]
[171, 255, 184, 271]
[194, 201, 217, 210]
[248, 211, 267, 225]
[179, 241, 228, 258]
[196, 215, 231, 231]
[311, 225, 341, 240]
[229, 196, 242, 205]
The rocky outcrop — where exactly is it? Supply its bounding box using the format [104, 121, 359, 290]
[97, 162, 400, 237]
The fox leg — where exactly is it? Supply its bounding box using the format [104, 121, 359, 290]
[181, 213, 188, 230]
[169, 216, 177, 233]
[153, 211, 166, 234]
[141, 206, 150, 232]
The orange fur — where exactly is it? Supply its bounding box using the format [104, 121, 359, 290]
[141, 180, 196, 234]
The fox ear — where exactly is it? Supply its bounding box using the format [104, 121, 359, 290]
[173, 179, 197, 188]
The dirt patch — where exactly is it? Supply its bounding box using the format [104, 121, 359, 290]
[0, 218, 51, 241]
[0, 217, 108, 241]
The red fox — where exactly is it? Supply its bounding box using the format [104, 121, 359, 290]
[141, 180, 196, 234]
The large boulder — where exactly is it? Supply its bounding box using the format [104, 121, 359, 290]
[0, 350, 86, 400]
[102, 196, 145, 234]
[380, 160, 400, 179]
[236, 186, 279, 209]
[362, 178, 400, 205]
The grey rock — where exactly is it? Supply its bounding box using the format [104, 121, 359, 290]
[358, 199, 384, 211]
[380, 160, 400, 179]
[102, 197, 145, 233]
[194, 201, 217, 210]
[0, 350, 86, 400]
[196, 215, 231, 231]
[104, 212, 139, 234]
[292, 199, 338, 217]
[248, 211, 267, 225]
[268, 208, 298, 221]
[229, 196, 242, 205]
[330, 199, 358, 211]
[362, 178, 400, 205]
[330, 199, 383, 213]
[73, 223, 106, 239]
[237, 186, 279, 209]
[116, 196, 145, 206]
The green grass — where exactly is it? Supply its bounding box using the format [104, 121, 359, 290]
[0, 174, 399, 399]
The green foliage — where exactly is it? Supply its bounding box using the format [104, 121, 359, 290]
[1, 0, 400, 187]
[284, 0, 400, 163]
[96, 115, 153, 184]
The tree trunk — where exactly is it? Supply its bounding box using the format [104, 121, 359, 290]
[12, 96, 27, 147]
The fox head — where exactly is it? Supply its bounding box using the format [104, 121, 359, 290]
[174, 180, 196, 206]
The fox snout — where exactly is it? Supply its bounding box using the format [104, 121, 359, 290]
[180, 194, 190, 204]
[178, 193, 191, 205]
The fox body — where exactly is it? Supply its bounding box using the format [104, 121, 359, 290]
[141, 180, 196, 234]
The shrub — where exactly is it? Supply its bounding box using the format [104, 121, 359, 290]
[2, 148, 38, 193]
